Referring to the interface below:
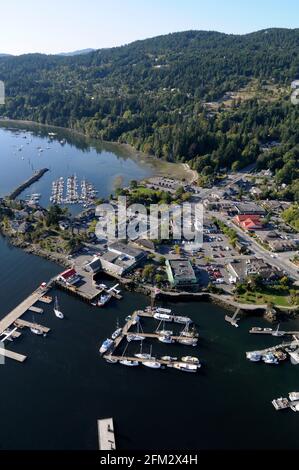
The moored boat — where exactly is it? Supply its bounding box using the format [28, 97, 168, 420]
[99, 338, 114, 354]
[181, 356, 200, 365]
[54, 296, 64, 319]
[158, 335, 174, 344]
[246, 352, 262, 362]
[289, 392, 299, 401]
[119, 360, 139, 367]
[173, 362, 198, 373]
[143, 361, 161, 369]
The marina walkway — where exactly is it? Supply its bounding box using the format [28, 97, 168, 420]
[0, 347, 27, 363]
[0, 288, 49, 335]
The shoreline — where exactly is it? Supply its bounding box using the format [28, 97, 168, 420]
[2, 232, 298, 319]
[0, 118, 197, 184]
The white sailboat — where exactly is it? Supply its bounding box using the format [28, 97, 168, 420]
[54, 296, 64, 319]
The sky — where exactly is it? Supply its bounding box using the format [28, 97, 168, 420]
[0, 0, 298, 55]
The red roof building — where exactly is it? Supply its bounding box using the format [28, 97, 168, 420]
[234, 215, 263, 232]
[58, 268, 81, 286]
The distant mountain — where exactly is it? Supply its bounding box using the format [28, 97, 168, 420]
[0, 28, 298, 199]
[0, 53, 12, 57]
[58, 48, 95, 57]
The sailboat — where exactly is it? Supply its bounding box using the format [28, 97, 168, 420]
[143, 346, 161, 369]
[54, 296, 64, 319]
[119, 341, 139, 367]
[135, 342, 152, 360]
[127, 319, 145, 342]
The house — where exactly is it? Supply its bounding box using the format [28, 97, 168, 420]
[227, 258, 279, 283]
[57, 268, 81, 286]
[234, 215, 263, 232]
[85, 257, 102, 274]
[165, 259, 198, 289]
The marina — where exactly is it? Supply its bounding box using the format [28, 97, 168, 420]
[102, 308, 201, 372]
[50, 175, 98, 207]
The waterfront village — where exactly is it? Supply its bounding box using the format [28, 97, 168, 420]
[1, 163, 299, 411]
[1, 166, 299, 315]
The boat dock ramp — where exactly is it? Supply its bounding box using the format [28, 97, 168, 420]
[225, 308, 241, 327]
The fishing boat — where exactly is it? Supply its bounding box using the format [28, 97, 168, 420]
[181, 356, 200, 365]
[99, 338, 114, 354]
[98, 293, 112, 307]
[173, 362, 198, 373]
[54, 296, 64, 319]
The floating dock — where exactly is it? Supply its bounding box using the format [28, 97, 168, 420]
[28, 306, 44, 314]
[0, 347, 27, 363]
[14, 319, 50, 334]
[0, 287, 51, 336]
[225, 308, 240, 327]
[98, 418, 116, 450]
[250, 327, 299, 337]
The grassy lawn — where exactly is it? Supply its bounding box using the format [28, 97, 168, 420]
[237, 287, 298, 307]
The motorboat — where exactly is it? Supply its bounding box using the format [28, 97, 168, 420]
[105, 355, 118, 364]
[290, 403, 299, 412]
[156, 330, 173, 337]
[30, 327, 43, 336]
[111, 328, 122, 340]
[119, 360, 139, 367]
[154, 313, 173, 322]
[181, 356, 200, 365]
[98, 293, 112, 307]
[262, 353, 279, 365]
[177, 337, 197, 346]
[173, 362, 198, 373]
[173, 316, 192, 324]
[288, 349, 299, 365]
[158, 335, 174, 344]
[161, 356, 178, 362]
[246, 352, 262, 362]
[99, 338, 114, 354]
[127, 334, 145, 342]
[272, 325, 284, 337]
[289, 392, 299, 401]
[143, 361, 161, 369]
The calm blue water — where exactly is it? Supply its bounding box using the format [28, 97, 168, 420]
[0, 122, 153, 211]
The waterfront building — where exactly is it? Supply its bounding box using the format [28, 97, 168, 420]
[165, 259, 198, 289]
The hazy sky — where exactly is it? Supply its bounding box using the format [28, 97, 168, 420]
[1, 0, 298, 55]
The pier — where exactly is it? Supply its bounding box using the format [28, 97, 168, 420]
[8, 168, 49, 200]
[246, 340, 299, 356]
[14, 319, 50, 335]
[0, 286, 50, 336]
[28, 306, 44, 314]
[225, 308, 241, 327]
[98, 418, 116, 450]
[0, 347, 27, 363]
[250, 327, 299, 337]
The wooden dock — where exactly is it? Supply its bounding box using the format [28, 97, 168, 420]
[225, 308, 240, 327]
[250, 328, 299, 337]
[0, 347, 27, 363]
[0, 287, 50, 336]
[246, 340, 299, 356]
[98, 418, 116, 450]
[14, 319, 50, 334]
[28, 306, 44, 314]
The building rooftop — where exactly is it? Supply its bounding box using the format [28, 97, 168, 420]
[167, 259, 197, 281]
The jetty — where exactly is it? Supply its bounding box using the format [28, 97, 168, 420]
[246, 340, 299, 356]
[250, 327, 299, 337]
[225, 308, 241, 327]
[8, 168, 49, 200]
[98, 418, 116, 451]
[0, 347, 27, 363]
[14, 319, 50, 335]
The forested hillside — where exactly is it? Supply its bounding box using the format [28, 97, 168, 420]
[0, 29, 298, 198]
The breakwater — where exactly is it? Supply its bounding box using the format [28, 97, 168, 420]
[8, 168, 49, 200]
